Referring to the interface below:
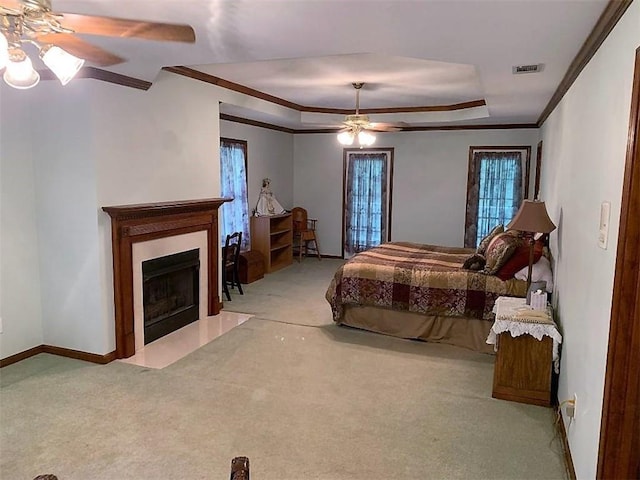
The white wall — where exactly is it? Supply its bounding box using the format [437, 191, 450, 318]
[94, 72, 221, 207]
[540, 2, 639, 478]
[293, 129, 539, 256]
[93, 72, 222, 353]
[1, 71, 226, 357]
[29, 82, 102, 353]
[2, 19, 635, 476]
[0, 86, 44, 358]
[220, 120, 294, 214]
[0, 69, 300, 359]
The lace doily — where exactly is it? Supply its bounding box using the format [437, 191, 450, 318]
[487, 296, 563, 373]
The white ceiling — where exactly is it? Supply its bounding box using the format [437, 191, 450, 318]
[45, 0, 609, 129]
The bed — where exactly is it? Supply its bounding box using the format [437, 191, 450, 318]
[325, 241, 528, 353]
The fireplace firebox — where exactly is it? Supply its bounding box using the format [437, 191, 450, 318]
[142, 249, 200, 344]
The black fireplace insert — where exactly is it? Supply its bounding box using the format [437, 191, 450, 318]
[142, 249, 200, 344]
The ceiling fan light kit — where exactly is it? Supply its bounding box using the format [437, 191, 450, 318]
[0, 0, 196, 90]
[337, 82, 406, 147]
[358, 130, 376, 146]
[337, 130, 356, 146]
[39, 44, 83, 85]
[3, 48, 39, 88]
[337, 128, 376, 147]
[0, 4, 84, 89]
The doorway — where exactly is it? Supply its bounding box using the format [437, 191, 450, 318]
[597, 46, 640, 480]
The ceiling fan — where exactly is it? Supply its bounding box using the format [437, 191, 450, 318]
[0, 0, 195, 88]
[340, 82, 408, 131]
[336, 83, 408, 146]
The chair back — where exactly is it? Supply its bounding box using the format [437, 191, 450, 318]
[291, 207, 308, 233]
[224, 232, 242, 267]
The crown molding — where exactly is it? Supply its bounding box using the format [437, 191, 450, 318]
[31, 0, 631, 124]
[537, 0, 634, 126]
[396, 123, 537, 132]
[301, 99, 486, 115]
[163, 66, 486, 115]
[221, 113, 537, 134]
[163, 66, 303, 109]
[220, 114, 296, 133]
[85, 67, 152, 90]
[38, 66, 152, 90]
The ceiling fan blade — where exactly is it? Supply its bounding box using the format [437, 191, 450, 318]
[369, 125, 402, 132]
[368, 122, 409, 132]
[36, 33, 126, 66]
[57, 13, 196, 43]
[0, 0, 22, 11]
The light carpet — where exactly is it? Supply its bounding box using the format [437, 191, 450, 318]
[221, 258, 344, 327]
[0, 258, 567, 479]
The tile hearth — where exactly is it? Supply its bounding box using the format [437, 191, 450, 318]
[118, 311, 252, 369]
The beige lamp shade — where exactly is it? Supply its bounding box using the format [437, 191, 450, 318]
[507, 200, 557, 234]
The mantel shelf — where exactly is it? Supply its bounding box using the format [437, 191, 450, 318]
[103, 198, 232, 221]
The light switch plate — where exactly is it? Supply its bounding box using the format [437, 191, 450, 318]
[598, 201, 610, 249]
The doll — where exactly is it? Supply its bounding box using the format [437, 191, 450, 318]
[255, 178, 285, 216]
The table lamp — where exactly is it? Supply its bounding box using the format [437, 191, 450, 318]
[507, 200, 557, 302]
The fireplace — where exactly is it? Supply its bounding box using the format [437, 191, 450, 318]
[103, 198, 230, 358]
[142, 249, 200, 344]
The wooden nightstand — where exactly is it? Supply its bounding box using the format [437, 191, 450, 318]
[487, 297, 562, 407]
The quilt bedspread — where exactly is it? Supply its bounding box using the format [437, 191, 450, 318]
[325, 242, 526, 322]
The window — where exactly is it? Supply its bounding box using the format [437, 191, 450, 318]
[220, 138, 250, 250]
[464, 146, 531, 248]
[343, 148, 394, 257]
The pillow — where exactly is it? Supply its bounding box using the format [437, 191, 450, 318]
[462, 253, 486, 271]
[483, 232, 519, 275]
[515, 255, 554, 292]
[496, 239, 544, 281]
[476, 224, 504, 255]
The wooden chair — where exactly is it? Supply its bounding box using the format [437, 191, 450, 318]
[222, 232, 244, 301]
[291, 207, 321, 261]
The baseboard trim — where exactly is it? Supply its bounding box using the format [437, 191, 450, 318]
[320, 254, 344, 260]
[0, 345, 46, 368]
[555, 406, 577, 480]
[0, 345, 117, 368]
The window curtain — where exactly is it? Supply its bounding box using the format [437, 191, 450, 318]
[220, 140, 250, 250]
[464, 151, 523, 248]
[345, 153, 387, 254]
